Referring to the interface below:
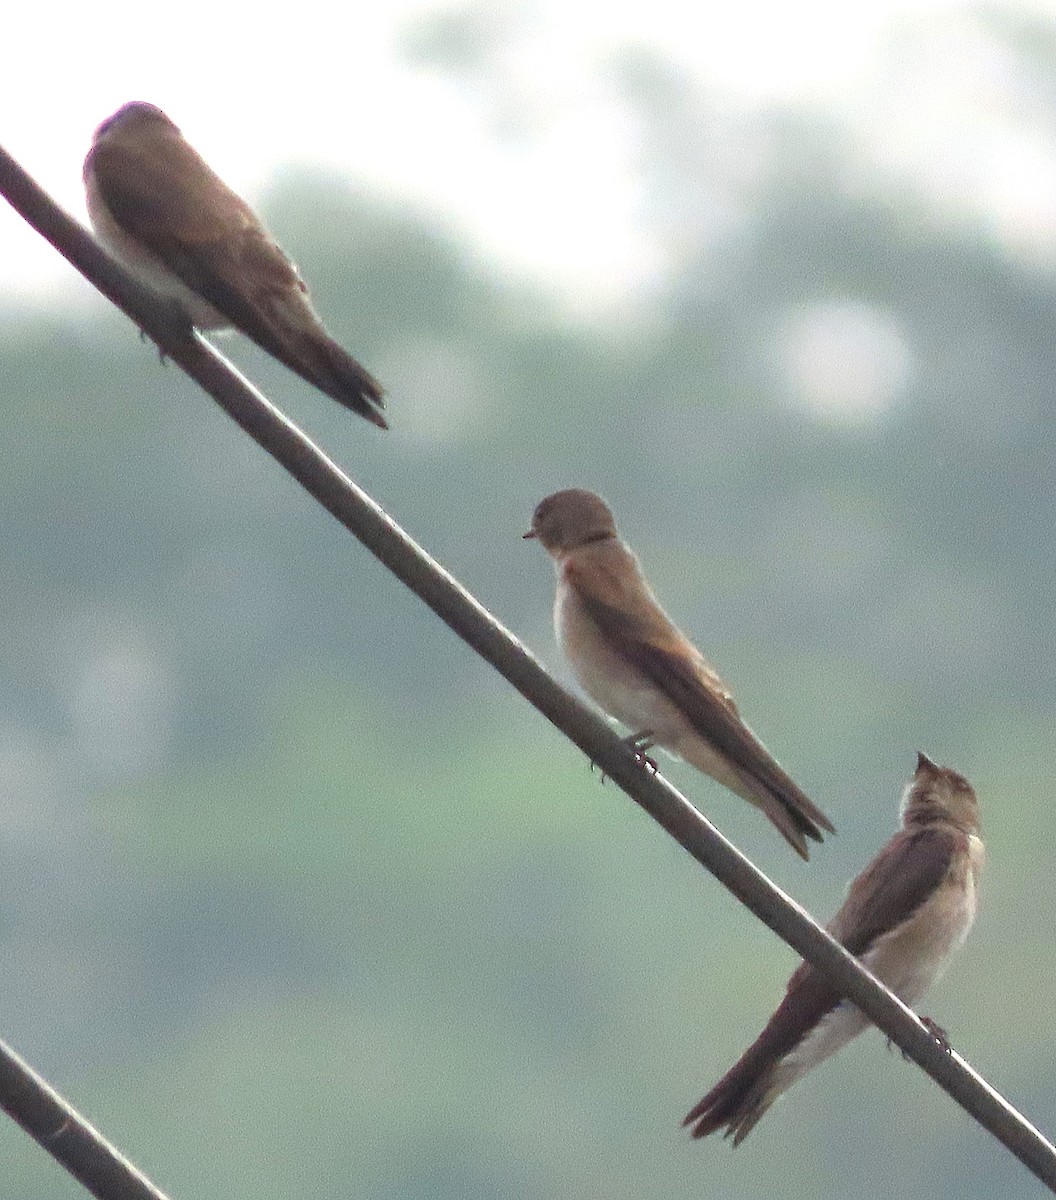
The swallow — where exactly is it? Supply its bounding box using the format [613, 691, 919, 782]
[84, 101, 386, 427]
[684, 752, 983, 1143]
[525, 488, 834, 857]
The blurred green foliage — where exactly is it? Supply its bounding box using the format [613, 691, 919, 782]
[1, 33, 1054, 1200]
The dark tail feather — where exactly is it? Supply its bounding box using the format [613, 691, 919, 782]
[766, 776, 836, 860]
[151, 240, 388, 428]
[761, 797, 813, 860]
[296, 332, 387, 427]
[686, 949, 842, 1146]
[790, 787, 837, 837]
[684, 1054, 777, 1144]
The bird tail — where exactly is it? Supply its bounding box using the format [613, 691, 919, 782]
[676, 719, 835, 860]
[728, 764, 835, 861]
[291, 331, 388, 428]
[706, 772, 831, 860]
[757, 789, 829, 861]
[683, 1049, 781, 1144]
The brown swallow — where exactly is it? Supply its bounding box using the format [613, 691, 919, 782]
[84, 101, 386, 428]
[525, 488, 834, 858]
[685, 752, 984, 1143]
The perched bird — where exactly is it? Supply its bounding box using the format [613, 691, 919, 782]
[84, 101, 386, 428]
[684, 753, 983, 1143]
[525, 488, 834, 858]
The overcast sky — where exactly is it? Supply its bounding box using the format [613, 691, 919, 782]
[5, 0, 1056, 316]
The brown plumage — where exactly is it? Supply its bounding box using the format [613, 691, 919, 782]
[685, 753, 983, 1142]
[526, 488, 834, 858]
[84, 101, 386, 428]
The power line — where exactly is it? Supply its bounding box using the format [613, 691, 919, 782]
[0, 1035, 171, 1200]
[2, 143, 1054, 1194]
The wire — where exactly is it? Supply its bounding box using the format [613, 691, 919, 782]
[2, 142, 1054, 1194]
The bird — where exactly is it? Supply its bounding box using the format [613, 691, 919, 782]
[525, 488, 834, 858]
[684, 752, 983, 1143]
[83, 101, 386, 428]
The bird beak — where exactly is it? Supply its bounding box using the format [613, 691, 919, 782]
[915, 750, 939, 775]
[522, 530, 537, 539]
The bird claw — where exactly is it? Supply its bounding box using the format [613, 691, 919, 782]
[624, 732, 659, 774]
[590, 732, 659, 783]
[137, 326, 167, 362]
[886, 1016, 951, 1061]
[920, 1016, 951, 1052]
[138, 299, 195, 363]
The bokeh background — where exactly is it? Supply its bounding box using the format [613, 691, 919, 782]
[3, 1, 1055, 1196]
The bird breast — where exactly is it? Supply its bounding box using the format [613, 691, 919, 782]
[554, 572, 685, 739]
[864, 833, 983, 1005]
[84, 165, 228, 330]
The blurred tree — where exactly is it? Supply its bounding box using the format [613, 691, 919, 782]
[2, 18, 1055, 1198]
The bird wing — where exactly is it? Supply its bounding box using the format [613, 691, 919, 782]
[765, 825, 961, 1040]
[88, 125, 311, 349]
[566, 553, 834, 834]
[684, 825, 960, 1136]
[754, 826, 961, 1040]
[827, 825, 962, 954]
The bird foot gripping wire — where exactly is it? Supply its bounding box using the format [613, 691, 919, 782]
[887, 1016, 951, 1061]
[590, 731, 659, 784]
[625, 731, 659, 773]
[137, 299, 195, 362]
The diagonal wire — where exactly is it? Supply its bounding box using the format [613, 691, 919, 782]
[2, 143, 1054, 1194]
[0, 1035, 171, 1200]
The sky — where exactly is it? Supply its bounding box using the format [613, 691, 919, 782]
[5, 0, 1056, 318]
